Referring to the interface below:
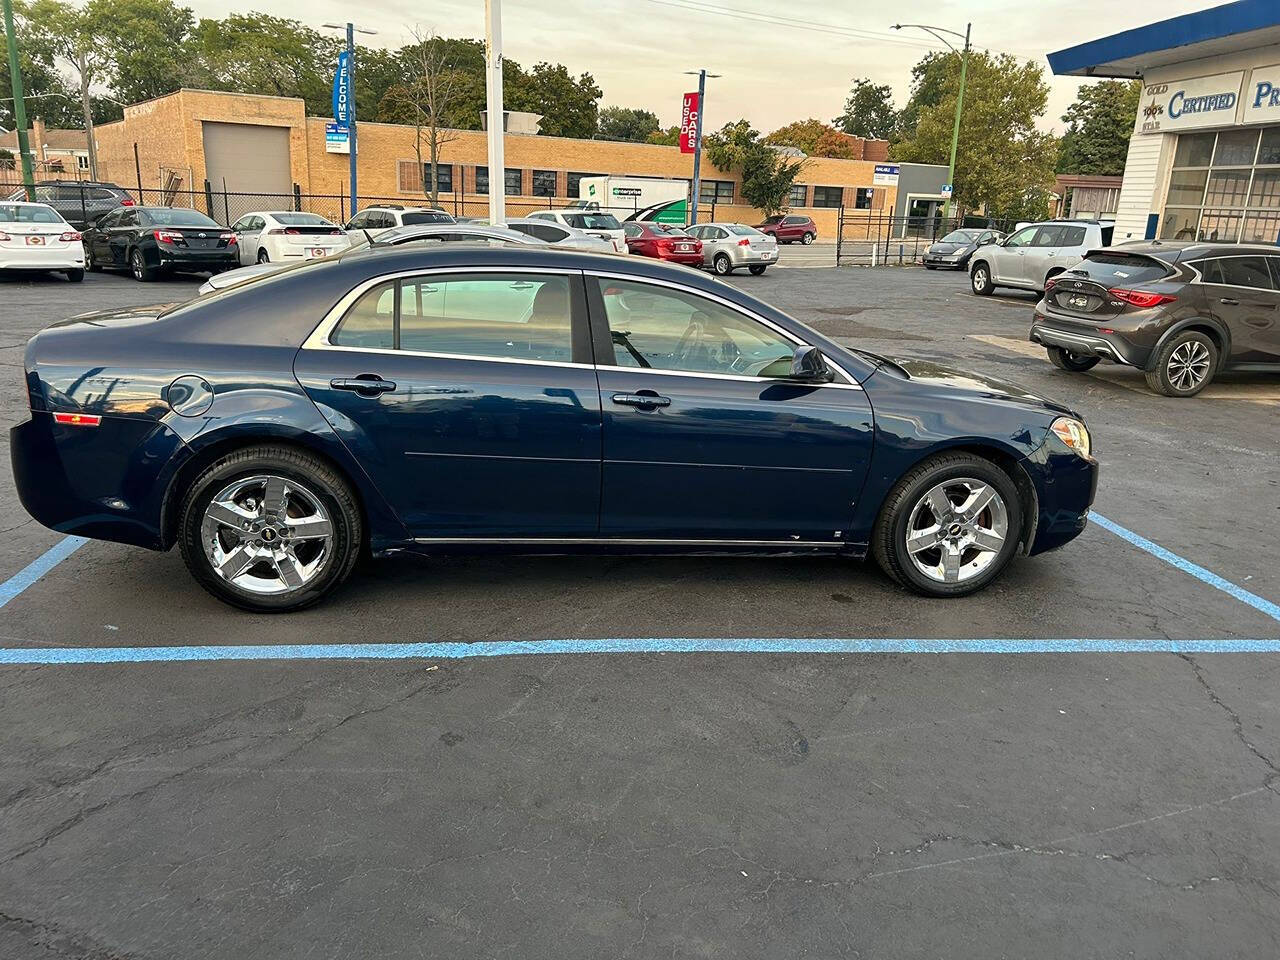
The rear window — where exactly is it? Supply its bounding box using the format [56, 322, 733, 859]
[565, 213, 622, 230]
[402, 212, 452, 225]
[0, 203, 64, 223]
[1071, 253, 1172, 285]
[726, 225, 763, 236]
[142, 208, 219, 227]
[274, 212, 333, 226]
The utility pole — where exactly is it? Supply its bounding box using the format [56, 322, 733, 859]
[2, 0, 35, 199]
[684, 69, 719, 227]
[76, 49, 98, 180]
[484, 0, 505, 224]
[323, 22, 376, 217]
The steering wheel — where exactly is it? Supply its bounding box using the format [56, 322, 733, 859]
[673, 320, 705, 367]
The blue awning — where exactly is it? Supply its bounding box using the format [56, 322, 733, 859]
[1048, 0, 1280, 78]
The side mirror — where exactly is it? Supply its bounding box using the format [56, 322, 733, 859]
[789, 345, 833, 383]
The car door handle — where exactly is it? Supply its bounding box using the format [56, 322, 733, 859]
[331, 376, 396, 396]
[612, 392, 671, 408]
[1219, 297, 1241, 305]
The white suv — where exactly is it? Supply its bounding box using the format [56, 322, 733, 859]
[527, 209, 627, 253]
[969, 220, 1114, 296]
[344, 205, 453, 239]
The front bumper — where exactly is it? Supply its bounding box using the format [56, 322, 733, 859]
[11, 412, 188, 549]
[923, 254, 965, 268]
[1019, 433, 1099, 555]
[1029, 314, 1152, 368]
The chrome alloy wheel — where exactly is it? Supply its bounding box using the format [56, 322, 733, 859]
[1167, 340, 1211, 391]
[201, 474, 333, 595]
[904, 478, 1009, 584]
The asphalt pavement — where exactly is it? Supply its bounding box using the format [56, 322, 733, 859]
[0, 262, 1277, 959]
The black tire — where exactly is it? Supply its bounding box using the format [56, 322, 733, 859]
[1047, 346, 1100, 372]
[872, 451, 1023, 598]
[925, 264, 937, 270]
[748, 265, 767, 275]
[84, 244, 102, 272]
[970, 262, 993, 295]
[713, 253, 733, 275]
[178, 444, 363, 612]
[801, 232, 815, 245]
[257, 248, 270, 264]
[1144, 330, 1217, 397]
[129, 248, 154, 282]
[65, 268, 85, 283]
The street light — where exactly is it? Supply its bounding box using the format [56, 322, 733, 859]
[892, 22, 971, 217]
[323, 22, 378, 216]
[683, 69, 720, 226]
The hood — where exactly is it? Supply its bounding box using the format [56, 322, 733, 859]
[871, 355, 1077, 417]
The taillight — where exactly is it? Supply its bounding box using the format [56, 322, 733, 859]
[52, 412, 101, 427]
[60, 231, 81, 242]
[1109, 287, 1176, 308]
[0, 232, 9, 242]
[330, 229, 342, 235]
[737, 238, 751, 247]
[153, 229, 182, 244]
[120, 198, 135, 206]
[220, 232, 236, 245]
[656, 236, 674, 248]
[1044, 277, 1060, 293]
[284, 227, 300, 235]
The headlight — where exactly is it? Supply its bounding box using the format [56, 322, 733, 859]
[1050, 417, 1091, 458]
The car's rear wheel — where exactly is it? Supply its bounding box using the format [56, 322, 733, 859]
[257, 248, 270, 264]
[748, 265, 767, 275]
[970, 262, 993, 295]
[801, 232, 815, 245]
[1145, 331, 1217, 397]
[1046, 346, 1100, 372]
[178, 445, 363, 612]
[65, 268, 84, 283]
[713, 253, 733, 275]
[872, 452, 1023, 597]
[129, 248, 154, 282]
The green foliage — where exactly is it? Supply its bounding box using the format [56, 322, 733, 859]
[705, 119, 806, 215]
[834, 79, 896, 140]
[508, 62, 601, 138]
[765, 118, 862, 158]
[1056, 79, 1141, 176]
[89, 0, 193, 104]
[597, 106, 661, 142]
[0, 12, 80, 128]
[646, 126, 680, 146]
[892, 50, 1058, 217]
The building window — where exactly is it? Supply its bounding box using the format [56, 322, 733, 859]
[1162, 126, 1280, 244]
[532, 169, 557, 197]
[788, 183, 808, 207]
[76, 154, 90, 172]
[698, 179, 734, 204]
[567, 172, 603, 198]
[855, 187, 874, 209]
[423, 163, 453, 194]
[476, 167, 522, 196]
[812, 186, 844, 208]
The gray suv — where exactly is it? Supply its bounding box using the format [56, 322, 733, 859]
[970, 219, 1114, 296]
[5, 180, 135, 229]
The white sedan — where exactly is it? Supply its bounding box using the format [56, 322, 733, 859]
[230, 212, 348, 266]
[0, 201, 85, 281]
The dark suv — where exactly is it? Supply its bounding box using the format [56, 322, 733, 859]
[1029, 242, 1280, 396]
[4, 180, 135, 229]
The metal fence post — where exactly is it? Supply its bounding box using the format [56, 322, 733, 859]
[203, 180, 214, 218]
[293, 183, 302, 212]
[835, 204, 844, 266]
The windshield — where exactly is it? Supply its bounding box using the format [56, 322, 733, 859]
[727, 225, 763, 236]
[940, 229, 981, 243]
[0, 203, 65, 223]
[273, 213, 335, 226]
[142, 208, 219, 227]
[565, 213, 622, 230]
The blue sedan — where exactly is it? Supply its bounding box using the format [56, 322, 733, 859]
[11, 244, 1097, 611]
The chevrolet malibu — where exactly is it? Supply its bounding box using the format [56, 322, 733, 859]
[12, 246, 1097, 611]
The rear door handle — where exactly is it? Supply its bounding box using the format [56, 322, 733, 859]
[331, 376, 397, 396]
[612, 392, 671, 408]
[1219, 297, 1241, 305]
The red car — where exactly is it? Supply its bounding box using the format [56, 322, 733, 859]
[755, 214, 817, 244]
[622, 221, 703, 265]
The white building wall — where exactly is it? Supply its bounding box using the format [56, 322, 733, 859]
[1113, 132, 1168, 241]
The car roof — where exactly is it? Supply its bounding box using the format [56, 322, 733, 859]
[1091, 240, 1280, 262]
[0, 200, 57, 207]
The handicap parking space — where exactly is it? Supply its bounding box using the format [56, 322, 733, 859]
[2, 265, 1279, 957]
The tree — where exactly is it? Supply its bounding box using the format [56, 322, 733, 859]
[765, 118, 860, 158]
[705, 119, 806, 216]
[380, 29, 464, 207]
[1056, 79, 1141, 176]
[508, 62, 601, 138]
[646, 125, 680, 146]
[91, 0, 193, 105]
[834, 78, 896, 140]
[597, 106, 660, 142]
[1, 11, 83, 129]
[892, 50, 1058, 217]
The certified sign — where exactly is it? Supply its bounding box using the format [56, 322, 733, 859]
[1139, 71, 1244, 134]
[872, 164, 899, 186]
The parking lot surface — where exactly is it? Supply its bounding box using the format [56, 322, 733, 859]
[1, 264, 1278, 958]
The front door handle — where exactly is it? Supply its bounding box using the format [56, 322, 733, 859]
[612, 392, 671, 409]
[331, 375, 397, 396]
[1219, 297, 1241, 305]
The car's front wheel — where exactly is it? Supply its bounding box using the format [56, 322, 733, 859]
[1047, 346, 1100, 372]
[970, 262, 993, 295]
[801, 232, 814, 244]
[84, 244, 102, 272]
[872, 452, 1023, 597]
[712, 253, 733, 275]
[1145, 331, 1217, 397]
[178, 445, 363, 612]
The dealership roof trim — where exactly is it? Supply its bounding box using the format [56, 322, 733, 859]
[1047, 0, 1280, 79]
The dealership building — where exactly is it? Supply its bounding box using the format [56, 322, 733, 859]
[1049, 0, 1280, 245]
[87, 88, 948, 235]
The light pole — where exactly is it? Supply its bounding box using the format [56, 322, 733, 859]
[683, 69, 719, 226]
[323, 22, 377, 216]
[2, 0, 35, 199]
[892, 22, 970, 217]
[484, 0, 505, 224]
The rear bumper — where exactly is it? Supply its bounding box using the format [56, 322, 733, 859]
[734, 249, 778, 264]
[155, 248, 240, 270]
[1029, 315, 1152, 368]
[0, 248, 85, 270]
[1019, 434, 1099, 555]
[656, 251, 704, 266]
[10, 412, 188, 549]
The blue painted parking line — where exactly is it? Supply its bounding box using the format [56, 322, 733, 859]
[0, 536, 87, 610]
[3, 636, 1280, 665]
[1089, 512, 1280, 624]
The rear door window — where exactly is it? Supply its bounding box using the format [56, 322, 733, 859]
[1059, 226, 1087, 246]
[1215, 256, 1275, 289]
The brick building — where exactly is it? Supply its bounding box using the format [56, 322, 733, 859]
[0, 119, 91, 184]
[92, 89, 942, 236]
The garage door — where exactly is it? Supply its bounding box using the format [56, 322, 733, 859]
[201, 121, 292, 223]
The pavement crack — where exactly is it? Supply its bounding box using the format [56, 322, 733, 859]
[1178, 653, 1280, 777]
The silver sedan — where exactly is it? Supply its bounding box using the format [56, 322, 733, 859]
[686, 222, 778, 275]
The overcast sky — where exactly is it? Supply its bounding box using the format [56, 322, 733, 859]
[186, 0, 1215, 134]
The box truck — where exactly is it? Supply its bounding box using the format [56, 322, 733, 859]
[574, 177, 689, 222]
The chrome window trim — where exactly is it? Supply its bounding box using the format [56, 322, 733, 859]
[587, 270, 861, 387]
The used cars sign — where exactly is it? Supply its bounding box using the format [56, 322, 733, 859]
[1140, 71, 1243, 134]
